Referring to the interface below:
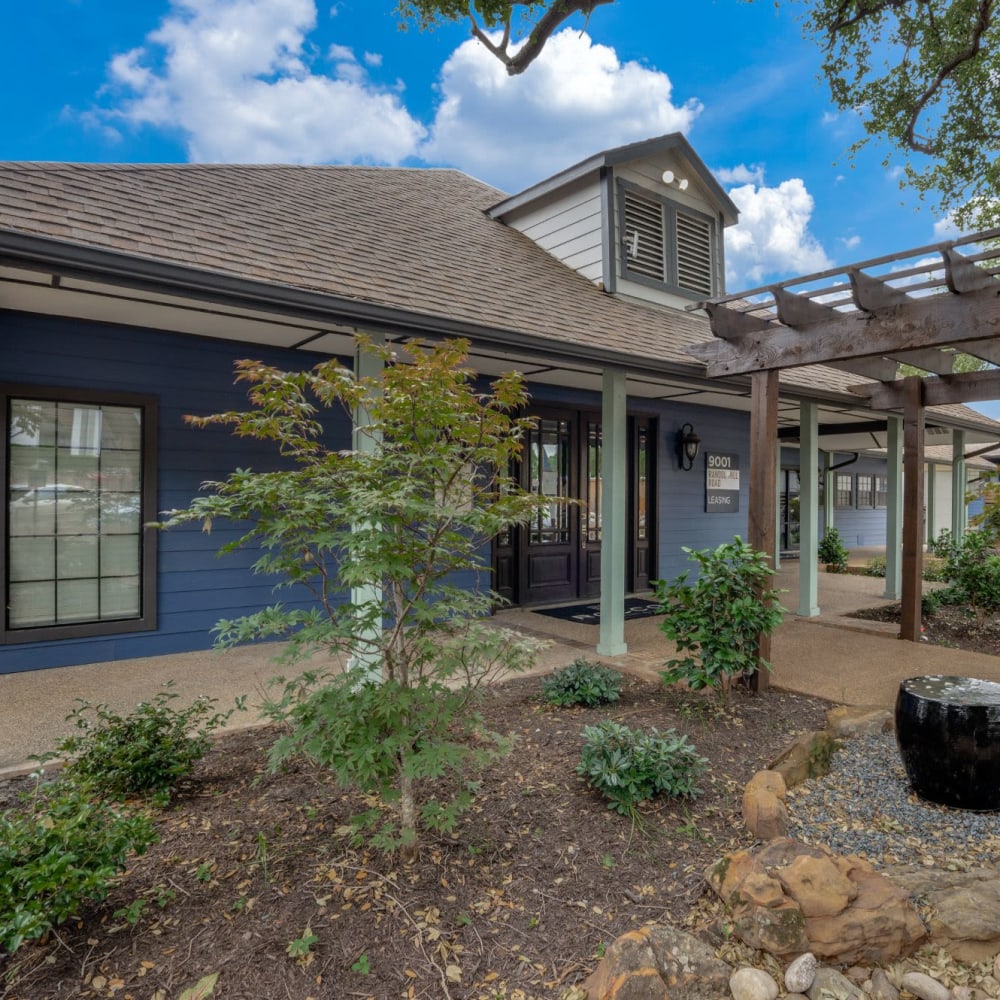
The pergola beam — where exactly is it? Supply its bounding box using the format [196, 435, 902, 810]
[851, 369, 1000, 409]
[689, 285, 1000, 377]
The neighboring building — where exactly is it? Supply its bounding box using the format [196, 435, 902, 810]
[1, 134, 997, 673]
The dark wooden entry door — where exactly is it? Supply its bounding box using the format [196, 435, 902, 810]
[493, 409, 656, 607]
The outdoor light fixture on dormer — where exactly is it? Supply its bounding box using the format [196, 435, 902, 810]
[677, 423, 701, 471]
[661, 170, 689, 191]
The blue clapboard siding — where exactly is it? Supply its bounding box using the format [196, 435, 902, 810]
[1, 310, 350, 673]
[830, 455, 892, 548]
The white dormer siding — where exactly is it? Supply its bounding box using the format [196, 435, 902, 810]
[499, 175, 605, 286]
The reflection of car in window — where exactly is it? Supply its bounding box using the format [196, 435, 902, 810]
[12, 483, 90, 504]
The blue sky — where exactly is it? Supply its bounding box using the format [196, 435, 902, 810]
[5, 0, 996, 415]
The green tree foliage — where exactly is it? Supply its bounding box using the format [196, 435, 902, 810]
[804, 0, 1000, 231]
[654, 537, 783, 700]
[159, 339, 552, 858]
[395, 0, 614, 74]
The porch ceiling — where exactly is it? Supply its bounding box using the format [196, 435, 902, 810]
[1, 257, 997, 447]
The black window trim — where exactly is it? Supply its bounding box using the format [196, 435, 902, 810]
[615, 178, 718, 301]
[2, 383, 158, 645]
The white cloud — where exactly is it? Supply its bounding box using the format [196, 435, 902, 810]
[363, 51, 383, 68]
[99, 0, 425, 164]
[840, 234, 862, 250]
[933, 214, 963, 240]
[714, 163, 764, 186]
[422, 29, 701, 192]
[724, 173, 833, 288]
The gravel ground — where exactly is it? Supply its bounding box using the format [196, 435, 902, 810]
[786, 733, 1000, 869]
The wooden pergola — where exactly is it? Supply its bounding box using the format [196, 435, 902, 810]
[688, 229, 1000, 690]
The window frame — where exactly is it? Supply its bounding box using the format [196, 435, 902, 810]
[834, 473, 855, 509]
[856, 473, 874, 508]
[616, 179, 718, 300]
[2, 384, 158, 645]
[874, 474, 888, 509]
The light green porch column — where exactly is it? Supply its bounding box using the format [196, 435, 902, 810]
[597, 368, 628, 657]
[926, 463, 937, 545]
[884, 416, 903, 600]
[351, 332, 384, 680]
[798, 400, 819, 617]
[952, 429, 967, 542]
[823, 453, 834, 532]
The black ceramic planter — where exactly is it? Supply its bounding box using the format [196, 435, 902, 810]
[895, 675, 1000, 811]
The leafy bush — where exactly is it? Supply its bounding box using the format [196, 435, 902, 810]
[576, 720, 705, 817]
[934, 529, 1000, 618]
[0, 776, 157, 954]
[862, 555, 886, 578]
[654, 538, 783, 699]
[47, 684, 238, 802]
[540, 659, 622, 707]
[817, 527, 849, 572]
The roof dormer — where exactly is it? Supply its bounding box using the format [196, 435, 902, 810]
[489, 134, 739, 310]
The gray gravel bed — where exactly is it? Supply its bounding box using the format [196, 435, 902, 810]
[786, 733, 1000, 868]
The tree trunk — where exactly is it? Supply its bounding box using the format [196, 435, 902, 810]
[399, 769, 417, 863]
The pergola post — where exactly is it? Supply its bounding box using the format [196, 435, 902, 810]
[952, 429, 967, 542]
[748, 369, 779, 692]
[797, 400, 819, 617]
[884, 416, 903, 601]
[597, 368, 628, 657]
[901, 378, 925, 642]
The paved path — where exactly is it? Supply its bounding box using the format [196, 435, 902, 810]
[3, 562, 996, 775]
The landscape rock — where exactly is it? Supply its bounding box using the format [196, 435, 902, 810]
[742, 770, 789, 840]
[767, 731, 836, 787]
[729, 966, 779, 1000]
[705, 838, 925, 964]
[784, 952, 818, 993]
[825, 705, 893, 738]
[885, 865, 1000, 962]
[806, 966, 864, 1000]
[900, 971, 951, 1000]
[869, 968, 900, 1000]
[581, 924, 732, 1000]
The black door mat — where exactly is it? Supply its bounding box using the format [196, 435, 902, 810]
[531, 597, 662, 624]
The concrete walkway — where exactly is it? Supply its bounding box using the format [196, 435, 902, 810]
[3, 561, 997, 775]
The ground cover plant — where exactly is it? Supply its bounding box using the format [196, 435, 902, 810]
[39, 685, 238, 803]
[0, 674, 830, 1000]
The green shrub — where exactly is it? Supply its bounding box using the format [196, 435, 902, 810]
[863, 555, 887, 578]
[47, 684, 239, 802]
[654, 538, 783, 699]
[0, 776, 157, 954]
[540, 659, 622, 707]
[576, 720, 705, 817]
[934, 529, 1000, 617]
[817, 527, 849, 572]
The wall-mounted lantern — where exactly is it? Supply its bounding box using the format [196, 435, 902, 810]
[677, 423, 701, 471]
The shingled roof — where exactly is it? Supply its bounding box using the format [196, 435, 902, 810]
[0, 161, 996, 434]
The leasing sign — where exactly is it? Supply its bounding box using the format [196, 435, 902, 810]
[705, 453, 740, 513]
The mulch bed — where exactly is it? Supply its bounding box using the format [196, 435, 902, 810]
[850, 603, 1000, 657]
[0, 675, 831, 1000]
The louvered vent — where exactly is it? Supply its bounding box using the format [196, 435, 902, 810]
[676, 210, 713, 296]
[623, 190, 665, 281]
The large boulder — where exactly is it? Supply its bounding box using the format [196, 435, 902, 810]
[705, 838, 926, 965]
